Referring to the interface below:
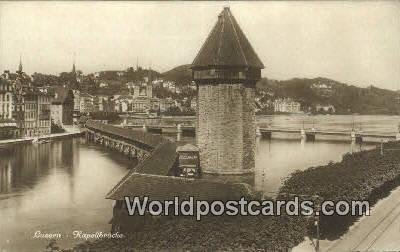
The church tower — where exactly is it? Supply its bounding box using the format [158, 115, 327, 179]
[17, 55, 23, 74]
[70, 55, 79, 89]
[191, 7, 264, 174]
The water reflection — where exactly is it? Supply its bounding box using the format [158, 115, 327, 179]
[254, 138, 375, 197]
[0, 138, 131, 252]
[0, 139, 78, 195]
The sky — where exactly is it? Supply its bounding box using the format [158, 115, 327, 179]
[0, 1, 399, 90]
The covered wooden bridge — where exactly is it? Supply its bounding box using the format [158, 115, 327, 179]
[85, 120, 170, 162]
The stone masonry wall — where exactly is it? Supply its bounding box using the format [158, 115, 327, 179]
[197, 84, 255, 174]
[242, 87, 256, 172]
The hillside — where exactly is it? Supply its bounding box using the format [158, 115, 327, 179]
[161, 64, 400, 115]
[257, 77, 400, 115]
[161, 64, 192, 86]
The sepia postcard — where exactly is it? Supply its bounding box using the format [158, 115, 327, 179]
[0, 1, 400, 251]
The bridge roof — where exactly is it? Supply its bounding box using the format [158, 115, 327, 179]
[89, 120, 253, 202]
[106, 173, 252, 201]
[86, 120, 166, 149]
[191, 7, 264, 70]
[105, 136, 179, 200]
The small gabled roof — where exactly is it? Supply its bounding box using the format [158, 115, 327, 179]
[192, 7, 264, 70]
[176, 143, 199, 152]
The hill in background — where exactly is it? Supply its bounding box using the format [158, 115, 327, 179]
[257, 77, 400, 115]
[162, 64, 399, 115]
[161, 64, 192, 86]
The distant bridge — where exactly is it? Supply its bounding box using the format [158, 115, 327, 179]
[258, 127, 399, 142]
[118, 123, 399, 143]
[121, 124, 196, 135]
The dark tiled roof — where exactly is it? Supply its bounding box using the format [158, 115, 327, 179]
[134, 141, 178, 175]
[106, 173, 252, 201]
[192, 7, 264, 69]
[106, 141, 179, 199]
[95, 120, 253, 202]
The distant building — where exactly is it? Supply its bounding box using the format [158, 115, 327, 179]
[126, 82, 136, 89]
[72, 90, 80, 123]
[79, 93, 94, 114]
[72, 90, 80, 111]
[113, 95, 133, 113]
[273, 98, 301, 113]
[159, 98, 175, 112]
[50, 87, 74, 126]
[132, 84, 152, 98]
[0, 72, 17, 139]
[0, 59, 51, 138]
[316, 104, 335, 113]
[0, 118, 18, 140]
[311, 80, 333, 97]
[0, 79, 13, 119]
[102, 97, 115, 113]
[51, 102, 63, 126]
[132, 96, 150, 112]
[99, 82, 108, 88]
[18, 91, 52, 137]
[37, 93, 52, 136]
[93, 95, 109, 112]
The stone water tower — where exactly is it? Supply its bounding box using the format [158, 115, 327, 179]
[191, 7, 264, 174]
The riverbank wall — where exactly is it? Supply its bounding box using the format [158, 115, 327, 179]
[0, 131, 84, 147]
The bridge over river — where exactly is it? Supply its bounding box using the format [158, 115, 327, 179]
[258, 127, 400, 142]
[119, 123, 399, 143]
[85, 120, 171, 162]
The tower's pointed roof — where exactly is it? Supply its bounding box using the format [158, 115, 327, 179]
[192, 7, 264, 69]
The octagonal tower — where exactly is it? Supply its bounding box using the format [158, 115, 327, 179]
[191, 7, 264, 174]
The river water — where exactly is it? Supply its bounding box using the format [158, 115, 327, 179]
[0, 115, 399, 251]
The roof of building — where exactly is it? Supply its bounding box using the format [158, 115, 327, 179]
[92, 119, 254, 202]
[192, 7, 264, 70]
[106, 172, 252, 201]
[176, 143, 199, 152]
[134, 141, 178, 175]
[106, 141, 179, 199]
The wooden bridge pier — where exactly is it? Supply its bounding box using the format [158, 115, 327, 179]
[260, 130, 272, 139]
[301, 128, 316, 142]
[351, 130, 363, 144]
[305, 132, 316, 141]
